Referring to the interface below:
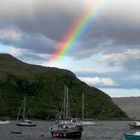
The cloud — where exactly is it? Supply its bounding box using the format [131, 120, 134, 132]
[0, 28, 21, 41]
[0, 28, 57, 57]
[18, 51, 50, 65]
[0, 0, 140, 92]
[79, 76, 117, 86]
[103, 0, 140, 25]
[1, 0, 140, 43]
[100, 49, 140, 71]
[10, 47, 22, 57]
[76, 70, 140, 89]
[0, 0, 83, 17]
[0, 0, 140, 56]
[126, 75, 140, 81]
[16, 34, 57, 54]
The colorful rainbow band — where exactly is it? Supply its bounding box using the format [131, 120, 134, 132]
[50, 0, 107, 63]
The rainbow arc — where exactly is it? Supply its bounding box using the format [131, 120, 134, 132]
[50, 0, 108, 63]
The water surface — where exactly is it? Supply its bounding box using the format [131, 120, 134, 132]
[0, 120, 136, 140]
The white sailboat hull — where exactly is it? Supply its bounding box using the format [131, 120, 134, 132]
[81, 121, 97, 126]
[16, 120, 36, 127]
[0, 120, 10, 124]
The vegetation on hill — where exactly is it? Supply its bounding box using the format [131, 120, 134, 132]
[0, 54, 128, 120]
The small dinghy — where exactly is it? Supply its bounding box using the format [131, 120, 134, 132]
[128, 121, 140, 129]
[11, 131, 22, 134]
[124, 132, 140, 140]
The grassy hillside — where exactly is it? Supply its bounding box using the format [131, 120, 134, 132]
[0, 54, 128, 120]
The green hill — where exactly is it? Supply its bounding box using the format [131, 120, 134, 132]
[0, 54, 128, 120]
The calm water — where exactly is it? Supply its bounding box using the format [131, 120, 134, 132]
[0, 120, 137, 140]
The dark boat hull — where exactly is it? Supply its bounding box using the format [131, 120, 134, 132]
[128, 124, 140, 129]
[49, 128, 82, 139]
[11, 131, 22, 134]
[124, 133, 140, 140]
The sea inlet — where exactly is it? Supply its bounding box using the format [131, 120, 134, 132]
[0, 120, 136, 140]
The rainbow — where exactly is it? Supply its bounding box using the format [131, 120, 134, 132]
[50, 0, 107, 63]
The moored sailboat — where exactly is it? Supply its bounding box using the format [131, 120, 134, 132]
[128, 121, 140, 129]
[0, 92, 11, 125]
[80, 93, 97, 126]
[49, 85, 83, 139]
[16, 97, 36, 127]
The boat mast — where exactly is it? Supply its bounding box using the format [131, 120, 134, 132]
[63, 85, 69, 119]
[63, 85, 66, 119]
[23, 96, 26, 120]
[66, 86, 69, 118]
[82, 93, 84, 121]
[16, 98, 24, 121]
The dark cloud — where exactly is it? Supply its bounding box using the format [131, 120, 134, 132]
[1, 1, 140, 59]
[18, 52, 48, 62]
[14, 14, 75, 41]
[69, 20, 140, 59]
[16, 34, 57, 54]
